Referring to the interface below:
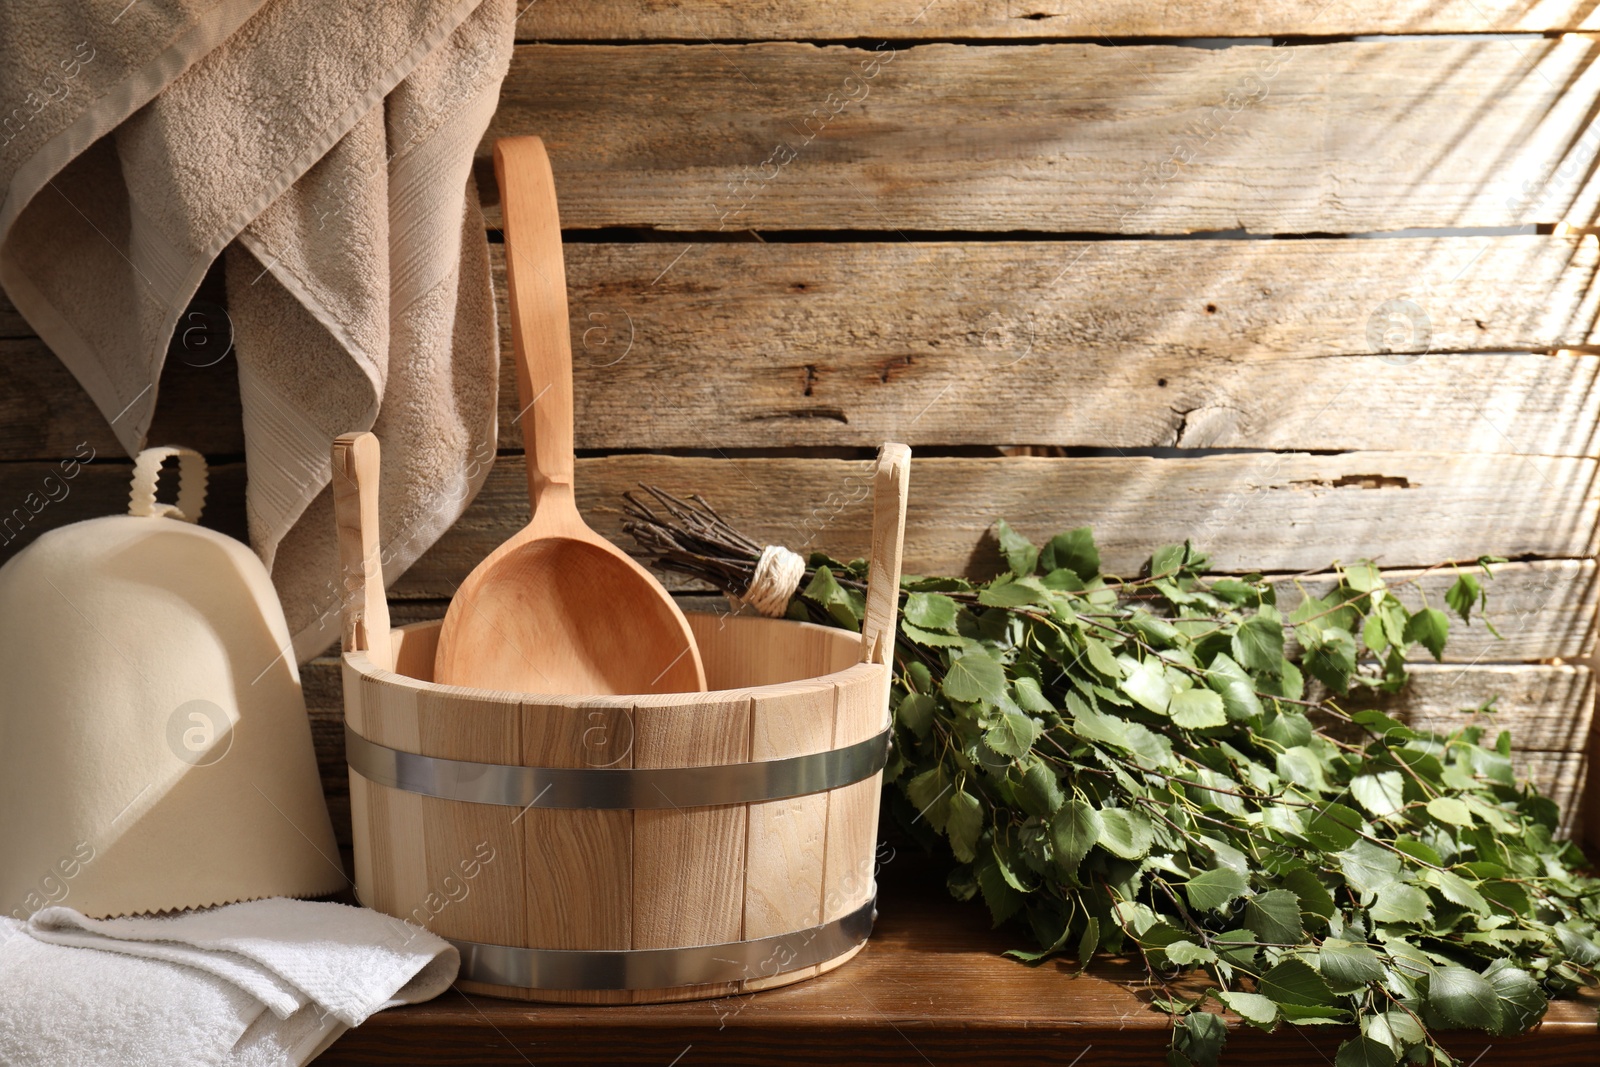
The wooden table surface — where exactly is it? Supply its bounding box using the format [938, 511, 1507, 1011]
[319, 853, 1597, 1066]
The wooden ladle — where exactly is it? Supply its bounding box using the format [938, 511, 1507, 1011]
[433, 136, 705, 696]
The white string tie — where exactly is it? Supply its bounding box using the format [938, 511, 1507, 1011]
[734, 545, 806, 617]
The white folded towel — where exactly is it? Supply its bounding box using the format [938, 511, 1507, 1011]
[0, 898, 458, 1067]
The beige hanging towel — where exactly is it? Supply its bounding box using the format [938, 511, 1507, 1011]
[0, 0, 513, 662]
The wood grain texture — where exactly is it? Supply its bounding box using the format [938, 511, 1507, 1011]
[518, 1, 1600, 39]
[529, 237, 1600, 454]
[396, 453, 1600, 595]
[435, 136, 708, 698]
[317, 856, 1600, 1067]
[522, 694, 635, 1002]
[0, 291, 28, 337]
[822, 666, 890, 930]
[741, 679, 836, 992]
[5, 457, 1594, 653]
[345, 615, 890, 1004]
[1342, 665, 1594, 755]
[630, 689, 751, 983]
[332, 432, 390, 669]
[1274, 559, 1597, 663]
[485, 39, 1600, 232]
[12, 233, 1600, 461]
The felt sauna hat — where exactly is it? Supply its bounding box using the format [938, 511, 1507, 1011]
[0, 447, 343, 918]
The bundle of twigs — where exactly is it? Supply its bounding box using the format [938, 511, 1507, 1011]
[620, 485, 769, 597]
[621, 485, 870, 623]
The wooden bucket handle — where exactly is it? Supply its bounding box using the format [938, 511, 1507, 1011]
[861, 442, 911, 667]
[332, 431, 393, 670]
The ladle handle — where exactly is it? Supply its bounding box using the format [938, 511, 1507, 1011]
[494, 136, 576, 515]
[861, 443, 911, 667]
[333, 431, 392, 670]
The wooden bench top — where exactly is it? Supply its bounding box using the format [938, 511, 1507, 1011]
[319, 855, 1598, 1066]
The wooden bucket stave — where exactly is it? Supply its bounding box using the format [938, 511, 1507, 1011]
[334, 436, 909, 1003]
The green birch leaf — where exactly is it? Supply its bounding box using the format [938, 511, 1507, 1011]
[1427, 965, 1502, 1031]
[1351, 771, 1406, 818]
[1554, 926, 1600, 966]
[1259, 958, 1338, 1006]
[1262, 708, 1313, 749]
[1377, 1009, 1426, 1046]
[1337, 841, 1402, 897]
[1051, 799, 1102, 878]
[1121, 658, 1173, 714]
[1432, 870, 1488, 914]
[902, 591, 958, 632]
[995, 518, 1039, 578]
[1445, 573, 1481, 623]
[1282, 868, 1338, 922]
[946, 788, 984, 863]
[1404, 607, 1450, 661]
[1170, 687, 1228, 729]
[1276, 746, 1328, 791]
[1012, 675, 1054, 713]
[1335, 1036, 1399, 1067]
[1150, 542, 1187, 577]
[1303, 627, 1357, 693]
[896, 692, 936, 737]
[1362, 611, 1390, 654]
[1042, 526, 1100, 581]
[1203, 653, 1262, 721]
[978, 575, 1050, 607]
[1083, 637, 1123, 679]
[1425, 797, 1474, 827]
[901, 622, 966, 647]
[974, 847, 1024, 925]
[1097, 807, 1154, 860]
[906, 766, 952, 831]
[943, 651, 1006, 705]
[1219, 991, 1278, 1030]
[1344, 561, 1382, 594]
[1076, 915, 1101, 971]
[1318, 939, 1385, 987]
[1370, 883, 1431, 924]
[1306, 803, 1364, 851]
[1184, 867, 1248, 913]
[985, 710, 1042, 758]
[1014, 757, 1063, 817]
[1232, 614, 1286, 675]
[1244, 889, 1303, 945]
[1165, 939, 1217, 966]
[1180, 1010, 1228, 1067]
[1482, 961, 1547, 1035]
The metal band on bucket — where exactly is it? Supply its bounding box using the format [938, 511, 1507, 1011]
[344, 724, 891, 809]
[450, 895, 876, 990]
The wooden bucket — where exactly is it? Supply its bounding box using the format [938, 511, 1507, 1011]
[333, 439, 910, 1003]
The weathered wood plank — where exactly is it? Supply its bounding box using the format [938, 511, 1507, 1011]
[1276, 560, 1597, 663]
[0, 339, 248, 458]
[519, 238, 1600, 453]
[4, 454, 1593, 622]
[1343, 665, 1593, 754]
[15, 232, 1600, 461]
[397, 453, 1600, 594]
[0, 291, 28, 338]
[485, 40, 1600, 233]
[518, 1, 1600, 40]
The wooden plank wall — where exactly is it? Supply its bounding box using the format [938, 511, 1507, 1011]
[4, 2, 1600, 847]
